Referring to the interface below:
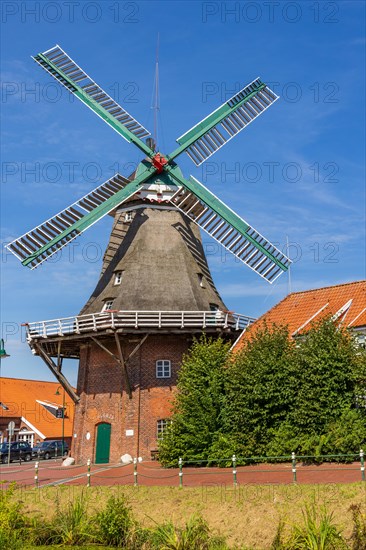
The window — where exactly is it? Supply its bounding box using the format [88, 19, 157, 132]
[36, 400, 61, 418]
[102, 300, 114, 312]
[157, 419, 170, 439]
[210, 303, 218, 311]
[198, 273, 205, 288]
[357, 334, 365, 349]
[114, 271, 123, 285]
[156, 360, 171, 378]
[56, 408, 65, 419]
[124, 212, 132, 222]
[19, 428, 34, 447]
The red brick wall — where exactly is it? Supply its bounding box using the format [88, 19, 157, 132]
[72, 334, 191, 463]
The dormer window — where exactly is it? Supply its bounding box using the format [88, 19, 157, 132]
[36, 400, 63, 418]
[114, 271, 123, 285]
[102, 299, 114, 312]
[198, 273, 205, 288]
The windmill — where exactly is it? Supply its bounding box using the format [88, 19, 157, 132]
[7, 46, 291, 462]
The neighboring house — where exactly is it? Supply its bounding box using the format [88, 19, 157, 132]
[0, 377, 74, 447]
[234, 280, 366, 350]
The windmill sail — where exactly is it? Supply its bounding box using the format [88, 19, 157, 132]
[169, 78, 278, 166]
[8, 44, 290, 284]
[6, 174, 139, 269]
[169, 172, 290, 283]
[33, 45, 153, 157]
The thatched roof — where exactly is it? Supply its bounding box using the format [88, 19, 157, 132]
[80, 206, 227, 314]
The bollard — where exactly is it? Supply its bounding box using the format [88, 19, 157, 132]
[232, 454, 237, 486]
[133, 457, 138, 487]
[34, 461, 39, 489]
[178, 457, 183, 488]
[291, 452, 297, 483]
[360, 449, 365, 482]
[87, 458, 91, 487]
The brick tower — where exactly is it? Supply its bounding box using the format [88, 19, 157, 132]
[72, 193, 241, 463]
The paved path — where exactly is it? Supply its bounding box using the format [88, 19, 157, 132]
[0, 459, 363, 488]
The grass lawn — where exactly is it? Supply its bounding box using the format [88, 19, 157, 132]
[16, 482, 365, 548]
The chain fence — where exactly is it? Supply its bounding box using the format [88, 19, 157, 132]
[0, 450, 364, 488]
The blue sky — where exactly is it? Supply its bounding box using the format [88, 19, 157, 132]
[1, 1, 365, 384]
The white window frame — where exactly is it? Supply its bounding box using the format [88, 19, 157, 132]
[124, 212, 133, 222]
[114, 271, 123, 285]
[157, 419, 170, 439]
[356, 333, 365, 349]
[19, 428, 34, 447]
[102, 299, 114, 312]
[156, 360, 171, 379]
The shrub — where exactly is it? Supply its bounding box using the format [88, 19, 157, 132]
[290, 320, 361, 436]
[159, 318, 366, 465]
[223, 323, 296, 458]
[286, 502, 347, 549]
[0, 483, 26, 533]
[0, 483, 27, 549]
[48, 492, 96, 546]
[94, 494, 137, 547]
[149, 514, 229, 549]
[207, 433, 238, 466]
[159, 336, 230, 466]
[266, 409, 366, 463]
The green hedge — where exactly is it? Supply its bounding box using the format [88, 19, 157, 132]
[159, 318, 366, 466]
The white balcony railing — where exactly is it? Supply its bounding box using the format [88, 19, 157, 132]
[24, 310, 255, 341]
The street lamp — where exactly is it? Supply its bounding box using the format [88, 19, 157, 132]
[0, 338, 10, 377]
[0, 339, 10, 359]
[55, 386, 65, 457]
[0, 339, 11, 457]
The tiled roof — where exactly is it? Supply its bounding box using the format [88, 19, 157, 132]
[235, 280, 366, 351]
[0, 377, 74, 439]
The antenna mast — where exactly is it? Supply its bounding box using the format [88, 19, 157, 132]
[152, 33, 160, 150]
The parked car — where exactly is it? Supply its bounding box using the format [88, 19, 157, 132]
[32, 440, 69, 459]
[0, 441, 32, 463]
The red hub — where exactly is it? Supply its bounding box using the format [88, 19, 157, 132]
[152, 153, 168, 173]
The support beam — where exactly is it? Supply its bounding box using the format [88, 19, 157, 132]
[90, 336, 120, 363]
[57, 341, 62, 371]
[114, 333, 132, 398]
[91, 335, 132, 398]
[126, 334, 149, 362]
[35, 343, 79, 403]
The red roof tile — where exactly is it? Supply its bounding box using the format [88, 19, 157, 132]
[235, 280, 366, 351]
[0, 377, 74, 439]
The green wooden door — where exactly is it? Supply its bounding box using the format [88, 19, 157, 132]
[95, 423, 111, 464]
